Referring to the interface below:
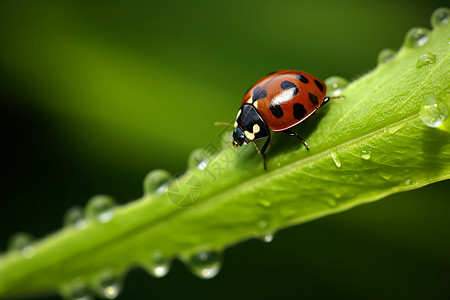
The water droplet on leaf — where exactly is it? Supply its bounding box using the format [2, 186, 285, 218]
[258, 220, 268, 228]
[361, 149, 371, 160]
[188, 149, 209, 170]
[63, 206, 87, 229]
[143, 252, 171, 278]
[93, 272, 122, 299]
[327, 198, 338, 207]
[416, 53, 436, 68]
[431, 7, 450, 28]
[420, 95, 449, 128]
[330, 151, 341, 168]
[188, 251, 222, 279]
[324, 76, 349, 96]
[85, 195, 117, 223]
[377, 49, 396, 65]
[8, 232, 35, 259]
[404, 27, 430, 48]
[263, 234, 274, 243]
[143, 169, 172, 195]
[258, 199, 272, 208]
[60, 279, 93, 300]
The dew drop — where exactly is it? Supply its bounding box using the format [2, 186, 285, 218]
[258, 199, 272, 208]
[7, 232, 35, 259]
[377, 49, 396, 65]
[431, 7, 450, 28]
[220, 130, 233, 148]
[327, 198, 338, 207]
[93, 272, 122, 299]
[330, 151, 341, 168]
[63, 206, 87, 230]
[416, 52, 436, 68]
[378, 171, 393, 181]
[361, 149, 371, 160]
[420, 95, 449, 128]
[143, 169, 172, 195]
[85, 195, 117, 223]
[60, 279, 93, 300]
[188, 149, 209, 170]
[258, 220, 268, 229]
[143, 252, 171, 278]
[188, 251, 222, 279]
[404, 27, 430, 48]
[263, 234, 274, 243]
[324, 76, 349, 97]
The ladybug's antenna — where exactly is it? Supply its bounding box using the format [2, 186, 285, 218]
[214, 122, 234, 127]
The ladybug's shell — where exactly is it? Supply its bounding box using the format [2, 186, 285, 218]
[241, 70, 327, 131]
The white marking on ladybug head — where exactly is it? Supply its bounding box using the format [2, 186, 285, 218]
[271, 88, 296, 106]
[244, 130, 255, 140]
[236, 109, 241, 119]
[253, 124, 260, 134]
[246, 97, 253, 104]
[234, 121, 238, 128]
[253, 101, 258, 109]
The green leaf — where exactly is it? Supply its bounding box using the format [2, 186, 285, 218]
[1, 15, 450, 300]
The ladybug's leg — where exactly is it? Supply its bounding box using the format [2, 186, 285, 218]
[250, 141, 261, 154]
[283, 130, 310, 151]
[260, 131, 271, 170]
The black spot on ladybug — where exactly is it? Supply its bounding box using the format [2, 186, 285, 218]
[254, 87, 268, 101]
[296, 75, 309, 84]
[293, 103, 307, 120]
[280, 81, 299, 95]
[309, 93, 319, 106]
[269, 104, 284, 118]
[314, 79, 324, 92]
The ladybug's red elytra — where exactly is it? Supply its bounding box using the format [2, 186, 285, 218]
[228, 70, 340, 170]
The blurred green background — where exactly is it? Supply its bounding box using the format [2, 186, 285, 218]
[1, 0, 449, 299]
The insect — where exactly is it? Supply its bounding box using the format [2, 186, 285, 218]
[218, 70, 341, 170]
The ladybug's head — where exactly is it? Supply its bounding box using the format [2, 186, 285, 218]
[232, 127, 247, 148]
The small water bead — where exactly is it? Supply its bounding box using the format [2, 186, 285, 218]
[431, 7, 450, 28]
[416, 53, 436, 68]
[420, 95, 449, 128]
[361, 149, 371, 160]
[220, 130, 233, 148]
[327, 198, 338, 207]
[85, 195, 117, 223]
[263, 234, 274, 243]
[324, 76, 349, 97]
[144, 253, 171, 278]
[404, 27, 430, 48]
[330, 151, 341, 168]
[93, 273, 122, 299]
[63, 206, 87, 229]
[143, 169, 172, 195]
[60, 280, 93, 300]
[188, 149, 209, 170]
[188, 251, 222, 279]
[377, 49, 396, 65]
[258, 220, 268, 228]
[7, 232, 35, 259]
[258, 199, 272, 208]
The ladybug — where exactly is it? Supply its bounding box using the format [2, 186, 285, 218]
[227, 70, 338, 170]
